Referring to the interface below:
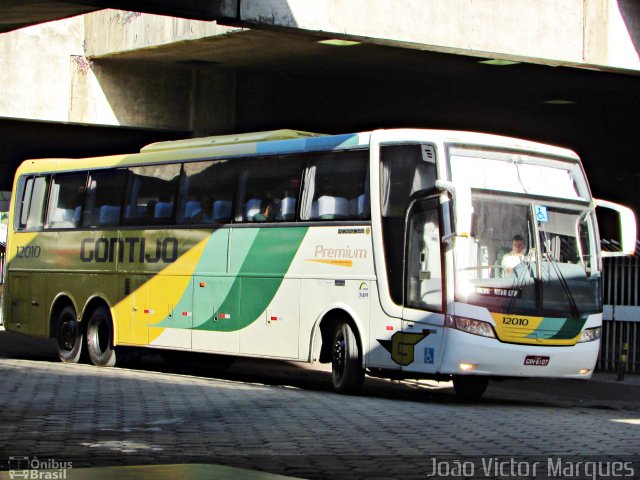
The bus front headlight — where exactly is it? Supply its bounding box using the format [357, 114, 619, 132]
[578, 327, 601, 343]
[446, 315, 496, 338]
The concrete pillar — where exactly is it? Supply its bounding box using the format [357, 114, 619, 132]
[68, 59, 236, 134]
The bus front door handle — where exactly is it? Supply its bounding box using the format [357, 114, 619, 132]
[31, 300, 39, 306]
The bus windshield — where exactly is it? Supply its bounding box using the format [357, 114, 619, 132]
[455, 195, 601, 318]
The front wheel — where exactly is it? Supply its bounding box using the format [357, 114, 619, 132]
[453, 375, 489, 400]
[86, 305, 117, 367]
[55, 305, 83, 363]
[331, 321, 364, 394]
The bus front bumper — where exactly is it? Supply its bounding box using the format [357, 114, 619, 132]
[440, 328, 599, 379]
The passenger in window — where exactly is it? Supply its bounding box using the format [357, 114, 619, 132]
[254, 199, 274, 222]
[501, 235, 527, 274]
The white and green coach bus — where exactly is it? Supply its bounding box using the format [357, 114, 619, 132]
[3, 129, 636, 398]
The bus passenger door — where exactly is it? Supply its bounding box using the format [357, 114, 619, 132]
[191, 277, 239, 354]
[401, 197, 445, 374]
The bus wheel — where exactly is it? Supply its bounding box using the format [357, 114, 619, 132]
[331, 321, 364, 394]
[55, 306, 83, 363]
[86, 305, 117, 367]
[453, 375, 489, 400]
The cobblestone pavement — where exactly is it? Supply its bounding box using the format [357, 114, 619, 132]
[0, 330, 639, 479]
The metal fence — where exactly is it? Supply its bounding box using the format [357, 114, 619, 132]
[0, 247, 4, 326]
[599, 244, 640, 373]
[0, 247, 4, 284]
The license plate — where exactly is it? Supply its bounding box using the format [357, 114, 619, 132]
[524, 355, 550, 366]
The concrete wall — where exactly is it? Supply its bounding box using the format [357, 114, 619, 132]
[0, 11, 237, 133]
[0, 16, 84, 122]
[241, 0, 639, 72]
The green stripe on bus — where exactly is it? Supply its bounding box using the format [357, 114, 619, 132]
[152, 227, 308, 331]
[526, 316, 587, 340]
[549, 317, 587, 340]
[194, 227, 308, 331]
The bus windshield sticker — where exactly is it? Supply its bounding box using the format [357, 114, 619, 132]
[535, 205, 549, 222]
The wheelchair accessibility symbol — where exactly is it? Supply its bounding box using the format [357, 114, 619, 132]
[534, 206, 548, 222]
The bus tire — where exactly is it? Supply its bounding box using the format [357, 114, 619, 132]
[453, 375, 489, 400]
[331, 321, 364, 394]
[86, 305, 117, 367]
[55, 305, 83, 363]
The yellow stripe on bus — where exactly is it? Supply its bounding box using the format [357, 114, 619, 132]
[114, 236, 210, 345]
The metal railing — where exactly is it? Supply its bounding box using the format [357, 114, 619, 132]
[599, 241, 640, 373]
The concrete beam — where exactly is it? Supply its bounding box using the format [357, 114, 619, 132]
[83, 9, 238, 58]
[73, 0, 238, 21]
[239, 0, 640, 72]
[0, 0, 239, 33]
[0, 0, 98, 33]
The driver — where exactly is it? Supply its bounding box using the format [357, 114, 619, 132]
[501, 234, 527, 274]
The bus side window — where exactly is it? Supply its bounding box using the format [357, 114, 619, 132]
[180, 159, 236, 224]
[237, 156, 304, 223]
[46, 173, 88, 229]
[84, 169, 129, 227]
[300, 150, 369, 221]
[17, 176, 48, 231]
[124, 164, 180, 225]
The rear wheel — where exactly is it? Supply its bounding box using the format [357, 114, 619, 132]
[331, 321, 364, 394]
[453, 375, 489, 400]
[55, 305, 83, 363]
[86, 305, 117, 367]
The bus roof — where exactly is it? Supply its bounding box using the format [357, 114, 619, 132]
[140, 129, 323, 153]
[14, 129, 580, 178]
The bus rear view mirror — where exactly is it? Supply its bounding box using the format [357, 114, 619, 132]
[594, 199, 636, 257]
[435, 180, 472, 240]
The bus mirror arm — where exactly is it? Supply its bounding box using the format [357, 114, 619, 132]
[441, 232, 457, 245]
[435, 180, 473, 239]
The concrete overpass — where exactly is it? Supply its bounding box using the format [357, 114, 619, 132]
[0, 0, 238, 33]
[0, 1, 639, 211]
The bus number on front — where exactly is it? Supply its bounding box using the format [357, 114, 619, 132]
[503, 316, 529, 326]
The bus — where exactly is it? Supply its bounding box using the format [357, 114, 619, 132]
[3, 129, 636, 398]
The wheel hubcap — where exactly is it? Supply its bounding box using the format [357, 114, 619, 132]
[59, 321, 77, 351]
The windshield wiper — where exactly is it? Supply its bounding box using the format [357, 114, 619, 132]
[543, 251, 580, 319]
[505, 257, 534, 314]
